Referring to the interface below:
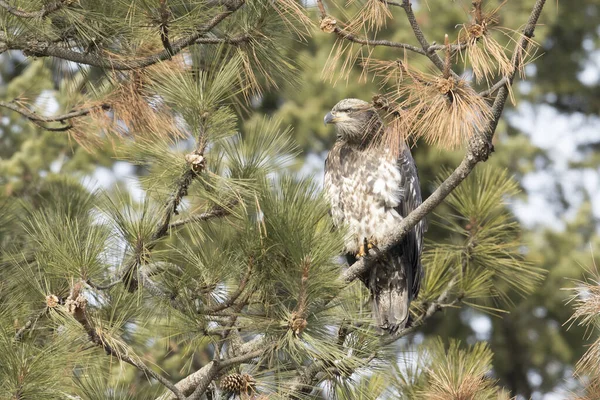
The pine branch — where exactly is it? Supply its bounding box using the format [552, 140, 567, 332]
[66, 282, 186, 400]
[316, 0, 428, 56]
[343, 0, 547, 284]
[6, 1, 245, 70]
[0, 0, 66, 19]
[121, 168, 197, 291]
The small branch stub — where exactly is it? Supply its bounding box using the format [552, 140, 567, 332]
[184, 153, 205, 173]
[45, 294, 59, 308]
[437, 76, 456, 96]
[320, 17, 337, 33]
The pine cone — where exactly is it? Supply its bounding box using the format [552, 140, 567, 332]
[220, 373, 256, 394]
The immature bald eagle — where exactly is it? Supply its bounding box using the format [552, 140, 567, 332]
[323, 98, 425, 331]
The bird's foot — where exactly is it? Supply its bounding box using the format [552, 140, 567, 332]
[356, 238, 378, 258]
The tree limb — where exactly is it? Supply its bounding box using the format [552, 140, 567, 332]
[343, 0, 547, 284]
[479, 76, 508, 98]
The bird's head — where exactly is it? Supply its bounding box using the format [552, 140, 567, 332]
[324, 98, 382, 144]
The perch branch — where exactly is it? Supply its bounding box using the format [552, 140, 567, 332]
[343, 0, 546, 283]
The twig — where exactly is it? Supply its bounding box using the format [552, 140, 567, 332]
[168, 200, 238, 229]
[85, 278, 121, 291]
[443, 34, 451, 79]
[333, 28, 427, 55]
[315, 0, 426, 56]
[0, 101, 110, 131]
[343, 0, 547, 284]
[204, 261, 252, 314]
[0, 0, 66, 19]
[14, 308, 47, 341]
[479, 76, 508, 97]
[380, 0, 403, 7]
[195, 33, 253, 45]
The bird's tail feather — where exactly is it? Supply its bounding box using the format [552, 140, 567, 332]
[369, 254, 411, 333]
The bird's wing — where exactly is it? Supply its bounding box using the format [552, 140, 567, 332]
[395, 143, 426, 299]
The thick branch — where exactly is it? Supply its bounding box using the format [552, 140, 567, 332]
[6, 3, 244, 70]
[157, 336, 268, 400]
[343, 0, 547, 283]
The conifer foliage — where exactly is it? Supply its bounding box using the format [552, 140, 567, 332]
[0, 0, 549, 399]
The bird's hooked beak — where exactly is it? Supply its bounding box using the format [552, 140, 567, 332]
[324, 112, 335, 126]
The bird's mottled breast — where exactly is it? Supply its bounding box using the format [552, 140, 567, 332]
[324, 144, 403, 253]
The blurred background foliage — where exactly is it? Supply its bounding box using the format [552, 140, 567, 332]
[1, 0, 599, 398]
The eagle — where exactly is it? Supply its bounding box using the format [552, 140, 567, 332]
[323, 98, 425, 332]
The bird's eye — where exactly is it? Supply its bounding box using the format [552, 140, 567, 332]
[341, 108, 354, 113]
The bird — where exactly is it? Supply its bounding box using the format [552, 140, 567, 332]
[323, 98, 426, 332]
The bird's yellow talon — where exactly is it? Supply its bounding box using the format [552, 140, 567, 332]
[356, 245, 366, 258]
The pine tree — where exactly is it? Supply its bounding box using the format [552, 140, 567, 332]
[0, 0, 566, 399]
